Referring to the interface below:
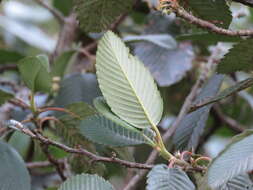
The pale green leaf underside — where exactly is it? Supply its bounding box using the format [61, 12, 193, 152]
[147, 164, 196, 190]
[208, 130, 253, 188]
[58, 174, 115, 190]
[96, 31, 163, 129]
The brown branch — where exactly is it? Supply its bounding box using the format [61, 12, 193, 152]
[0, 64, 17, 74]
[168, 3, 253, 37]
[35, 0, 65, 24]
[212, 105, 244, 133]
[8, 98, 30, 110]
[9, 121, 153, 170]
[41, 143, 67, 181]
[52, 14, 77, 61]
[26, 159, 65, 169]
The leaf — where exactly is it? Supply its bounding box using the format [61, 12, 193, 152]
[78, 97, 154, 147]
[79, 114, 153, 147]
[173, 74, 224, 150]
[0, 141, 31, 190]
[51, 51, 75, 78]
[134, 42, 194, 87]
[96, 31, 163, 129]
[217, 39, 253, 74]
[147, 164, 196, 190]
[58, 174, 115, 190]
[0, 49, 23, 64]
[215, 174, 253, 190]
[132, 13, 193, 87]
[54, 73, 101, 107]
[74, 0, 133, 32]
[190, 77, 253, 112]
[207, 130, 253, 188]
[186, 0, 232, 28]
[18, 55, 52, 93]
[124, 34, 177, 49]
[53, 0, 73, 16]
[0, 88, 14, 106]
[8, 131, 31, 158]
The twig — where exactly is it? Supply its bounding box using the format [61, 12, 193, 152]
[35, 0, 65, 24]
[52, 13, 77, 61]
[212, 105, 244, 133]
[26, 159, 64, 169]
[0, 64, 17, 74]
[165, 2, 253, 37]
[9, 122, 153, 170]
[8, 98, 30, 110]
[41, 143, 67, 181]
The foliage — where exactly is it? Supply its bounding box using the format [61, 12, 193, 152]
[1, 0, 253, 190]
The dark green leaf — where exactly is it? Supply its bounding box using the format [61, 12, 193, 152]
[18, 55, 52, 93]
[53, 0, 73, 16]
[173, 74, 224, 150]
[186, 0, 232, 28]
[0, 49, 23, 64]
[147, 164, 196, 190]
[74, 0, 133, 32]
[58, 174, 115, 190]
[217, 39, 253, 73]
[0, 141, 31, 190]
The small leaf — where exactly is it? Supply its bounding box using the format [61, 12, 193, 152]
[18, 55, 52, 93]
[173, 74, 224, 150]
[147, 164, 196, 190]
[58, 174, 115, 190]
[96, 31, 163, 129]
[0, 88, 14, 106]
[207, 130, 253, 188]
[74, 0, 133, 32]
[0, 141, 31, 190]
[124, 34, 177, 49]
[217, 39, 253, 73]
[51, 51, 75, 78]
